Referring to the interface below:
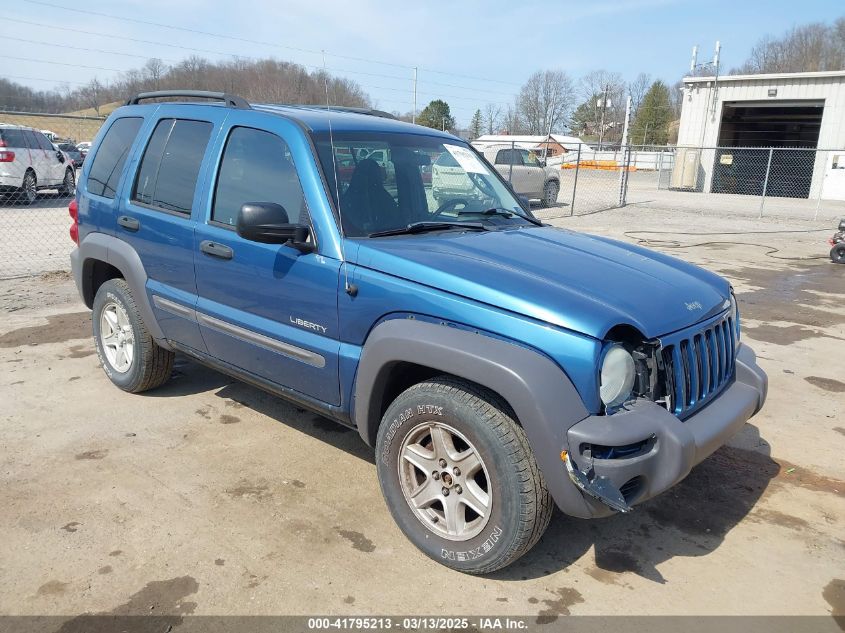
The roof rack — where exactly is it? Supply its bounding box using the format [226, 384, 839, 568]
[125, 90, 251, 110]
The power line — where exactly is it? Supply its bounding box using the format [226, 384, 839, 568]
[19, 0, 521, 87]
[0, 54, 125, 73]
[1, 35, 182, 64]
[0, 18, 516, 105]
[0, 74, 86, 85]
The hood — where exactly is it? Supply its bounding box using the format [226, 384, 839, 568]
[353, 226, 731, 340]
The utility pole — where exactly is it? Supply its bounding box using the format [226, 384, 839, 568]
[412, 67, 417, 125]
[598, 85, 610, 148]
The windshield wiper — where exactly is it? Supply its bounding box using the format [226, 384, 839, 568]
[368, 221, 488, 238]
[457, 207, 543, 226]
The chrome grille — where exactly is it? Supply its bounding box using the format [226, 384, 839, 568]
[661, 313, 737, 418]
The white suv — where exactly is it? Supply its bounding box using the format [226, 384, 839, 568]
[0, 124, 76, 204]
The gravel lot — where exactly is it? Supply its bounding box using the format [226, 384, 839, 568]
[0, 206, 843, 624]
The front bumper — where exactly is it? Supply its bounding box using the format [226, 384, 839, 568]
[559, 342, 767, 518]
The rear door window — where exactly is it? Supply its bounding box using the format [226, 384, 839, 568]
[133, 118, 212, 214]
[34, 132, 54, 151]
[87, 117, 143, 198]
[495, 148, 522, 166]
[211, 126, 308, 227]
[24, 130, 41, 150]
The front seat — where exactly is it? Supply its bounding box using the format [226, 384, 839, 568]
[341, 158, 397, 235]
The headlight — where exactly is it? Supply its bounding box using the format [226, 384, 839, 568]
[600, 344, 636, 409]
[729, 292, 740, 340]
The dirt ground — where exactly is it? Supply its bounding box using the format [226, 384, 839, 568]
[0, 207, 843, 624]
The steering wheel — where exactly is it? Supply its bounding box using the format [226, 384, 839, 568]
[434, 198, 470, 216]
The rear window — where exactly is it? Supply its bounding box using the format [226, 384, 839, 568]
[132, 118, 212, 214]
[0, 128, 27, 148]
[87, 117, 143, 199]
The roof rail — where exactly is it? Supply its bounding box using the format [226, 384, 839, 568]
[125, 90, 251, 110]
[284, 105, 396, 119]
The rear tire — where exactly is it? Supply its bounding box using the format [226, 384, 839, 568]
[832, 244, 845, 264]
[92, 279, 174, 393]
[376, 375, 553, 574]
[18, 171, 37, 206]
[540, 180, 559, 208]
[58, 168, 75, 197]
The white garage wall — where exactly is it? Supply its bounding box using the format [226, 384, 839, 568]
[677, 70, 845, 198]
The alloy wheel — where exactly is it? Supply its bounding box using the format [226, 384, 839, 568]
[398, 421, 492, 541]
[99, 301, 135, 373]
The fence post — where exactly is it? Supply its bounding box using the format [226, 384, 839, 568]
[814, 150, 826, 221]
[759, 147, 773, 218]
[569, 144, 582, 216]
[657, 150, 664, 189]
[508, 140, 514, 184]
[617, 96, 632, 208]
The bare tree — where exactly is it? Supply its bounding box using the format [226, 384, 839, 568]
[143, 58, 167, 91]
[732, 17, 845, 73]
[517, 70, 574, 135]
[628, 72, 651, 115]
[483, 103, 501, 134]
[78, 78, 106, 115]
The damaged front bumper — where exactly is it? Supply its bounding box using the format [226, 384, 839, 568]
[559, 342, 767, 519]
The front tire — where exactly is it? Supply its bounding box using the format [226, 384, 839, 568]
[376, 376, 552, 574]
[59, 168, 75, 197]
[92, 279, 174, 393]
[831, 244, 845, 264]
[540, 180, 559, 208]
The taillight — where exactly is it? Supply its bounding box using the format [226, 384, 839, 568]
[0, 139, 6, 147]
[0, 150, 14, 162]
[68, 199, 79, 244]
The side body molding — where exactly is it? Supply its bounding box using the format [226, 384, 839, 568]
[73, 231, 168, 345]
[353, 318, 594, 517]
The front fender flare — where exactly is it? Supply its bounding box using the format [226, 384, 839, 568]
[353, 318, 594, 517]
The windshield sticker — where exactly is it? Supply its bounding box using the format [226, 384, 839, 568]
[443, 144, 490, 175]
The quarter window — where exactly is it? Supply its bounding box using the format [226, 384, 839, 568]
[87, 117, 143, 199]
[212, 126, 307, 227]
[0, 129, 26, 147]
[133, 118, 212, 214]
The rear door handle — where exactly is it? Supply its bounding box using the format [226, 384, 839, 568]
[117, 215, 140, 231]
[200, 240, 233, 260]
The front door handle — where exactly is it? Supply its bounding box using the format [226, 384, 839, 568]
[117, 215, 140, 231]
[200, 240, 233, 260]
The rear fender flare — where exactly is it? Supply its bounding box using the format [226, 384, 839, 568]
[76, 232, 167, 344]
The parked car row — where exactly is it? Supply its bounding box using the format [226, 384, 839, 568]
[0, 123, 86, 204]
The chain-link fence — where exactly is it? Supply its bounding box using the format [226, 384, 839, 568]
[0, 111, 105, 278]
[2, 114, 845, 279]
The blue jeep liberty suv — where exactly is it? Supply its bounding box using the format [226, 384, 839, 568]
[69, 90, 768, 574]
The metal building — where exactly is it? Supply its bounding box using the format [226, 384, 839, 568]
[675, 70, 845, 201]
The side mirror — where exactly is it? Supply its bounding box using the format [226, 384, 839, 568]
[56, 151, 65, 163]
[236, 202, 312, 251]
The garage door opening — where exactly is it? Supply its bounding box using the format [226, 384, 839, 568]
[712, 101, 823, 198]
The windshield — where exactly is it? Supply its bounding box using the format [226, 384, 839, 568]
[314, 132, 533, 237]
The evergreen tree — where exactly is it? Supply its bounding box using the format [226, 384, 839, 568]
[629, 80, 673, 145]
[469, 109, 483, 139]
[417, 100, 455, 131]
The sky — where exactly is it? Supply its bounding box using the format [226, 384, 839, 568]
[1, 0, 842, 124]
